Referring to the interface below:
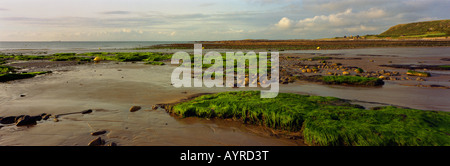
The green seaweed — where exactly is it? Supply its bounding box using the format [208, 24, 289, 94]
[168, 91, 450, 146]
[0, 71, 51, 82]
[407, 70, 431, 77]
[145, 61, 165, 65]
[321, 76, 384, 86]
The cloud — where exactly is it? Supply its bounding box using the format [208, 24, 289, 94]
[275, 17, 292, 29]
[1, 0, 449, 41]
[100, 11, 131, 15]
[198, 3, 215, 7]
[271, 7, 393, 38]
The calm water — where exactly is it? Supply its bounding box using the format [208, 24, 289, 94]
[0, 41, 191, 50]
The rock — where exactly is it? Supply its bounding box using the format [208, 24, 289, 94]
[81, 109, 93, 114]
[129, 106, 141, 112]
[16, 115, 37, 126]
[53, 118, 59, 122]
[91, 130, 107, 136]
[108, 142, 117, 146]
[354, 68, 364, 73]
[342, 71, 350, 75]
[0, 116, 16, 124]
[31, 115, 42, 121]
[88, 137, 104, 146]
[378, 76, 386, 79]
[15, 115, 25, 123]
[42, 114, 51, 120]
[152, 105, 159, 110]
[20, 94, 26, 97]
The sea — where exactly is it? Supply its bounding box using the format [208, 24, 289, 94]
[0, 41, 191, 50]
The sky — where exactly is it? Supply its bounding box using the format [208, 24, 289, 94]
[0, 0, 449, 41]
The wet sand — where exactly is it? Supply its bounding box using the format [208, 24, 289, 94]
[0, 62, 302, 146]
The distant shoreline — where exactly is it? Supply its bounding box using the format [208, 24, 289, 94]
[146, 39, 450, 50]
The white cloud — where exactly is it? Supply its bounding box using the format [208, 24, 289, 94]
[270, 8, 389, 38]
[275, 17, 292, 29]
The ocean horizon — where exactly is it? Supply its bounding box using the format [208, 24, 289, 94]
[0, 41, 192, 50]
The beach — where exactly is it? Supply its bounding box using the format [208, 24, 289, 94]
[0, 45, 449, 146]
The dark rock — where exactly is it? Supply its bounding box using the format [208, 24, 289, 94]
[152, 105, 159, 110]
[81, 109, 93, 114]
[91, 130, 107, 136]
[1, 116, 16, 124]
[88, 137, 104, 146]
[129, 106, 141, 112]
[15, 115, 25, 123]
[42, 114, 51, 120]
[108, 142, 117, 146]
[16, 115, 37, 126]
[20, 94, 26, 97]
[31, 115, 42, 121]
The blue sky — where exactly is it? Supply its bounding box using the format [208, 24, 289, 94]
[0, 0, 448, 41]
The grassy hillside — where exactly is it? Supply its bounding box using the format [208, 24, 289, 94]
[378, 19, 450, 38]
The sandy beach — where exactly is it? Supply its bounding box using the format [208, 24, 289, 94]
[1, 46, 449, 146]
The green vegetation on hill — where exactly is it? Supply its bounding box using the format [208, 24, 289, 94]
[378, 19, 450, 38]
[166, 91, 450, 146]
